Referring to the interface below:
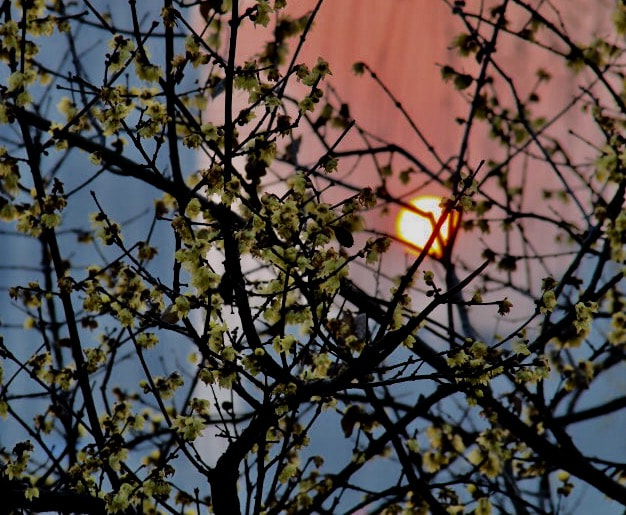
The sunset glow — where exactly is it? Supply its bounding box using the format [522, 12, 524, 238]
[396, 196, 456, 258]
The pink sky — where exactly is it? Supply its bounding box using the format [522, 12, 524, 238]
[209, 1, 615, 300]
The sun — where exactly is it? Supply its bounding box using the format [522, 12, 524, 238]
[396, 195, 457, 258]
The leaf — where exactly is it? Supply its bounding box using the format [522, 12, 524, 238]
[199, 0, 225, 20]
[498, 298, 513, 316]
[498, 255, 518, 271]
[341, 405, 363, 437]
[334, 225, 354, 248]
[453, 73, 473, 90]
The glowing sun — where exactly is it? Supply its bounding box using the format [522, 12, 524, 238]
[396, 195, 457, 258]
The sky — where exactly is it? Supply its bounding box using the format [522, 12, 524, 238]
[0, 1, 623, 513]
[232, 2, 625, 512]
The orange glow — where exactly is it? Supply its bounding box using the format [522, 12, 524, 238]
[396, 196, 457, 258]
